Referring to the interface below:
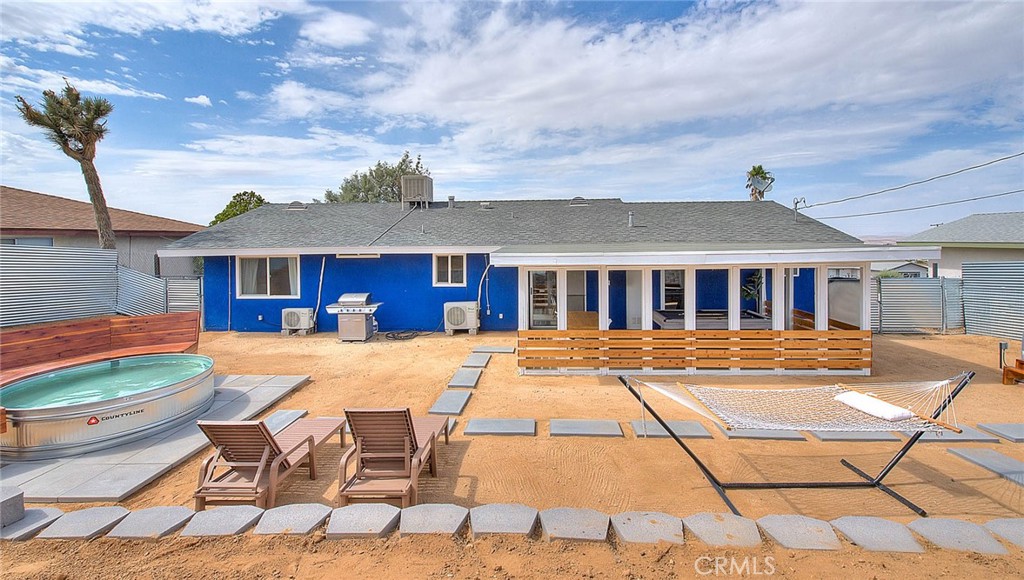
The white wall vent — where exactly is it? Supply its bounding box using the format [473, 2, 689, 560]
[444, 301, 479, 335]
[282, 308, 315, 335]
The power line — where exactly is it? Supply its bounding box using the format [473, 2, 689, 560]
[814, 189, 1024, 220]
[804, 151, 1024, 209]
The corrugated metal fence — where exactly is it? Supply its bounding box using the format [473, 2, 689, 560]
[963, 261, 1024, 340]
[167, 278, 202, 313]
[874, 277, 964, 334]
[117, 266, 167, 315]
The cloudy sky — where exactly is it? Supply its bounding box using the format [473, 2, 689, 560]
[1, 1, 1021, 237]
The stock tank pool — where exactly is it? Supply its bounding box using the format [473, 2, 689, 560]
[0, 354, 214, 460]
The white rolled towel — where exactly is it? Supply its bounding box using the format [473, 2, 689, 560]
[835, 391, 914, 422]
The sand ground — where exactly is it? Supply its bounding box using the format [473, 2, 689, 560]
[3, 331, 1022, 578]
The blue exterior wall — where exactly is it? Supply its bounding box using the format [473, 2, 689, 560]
[763, 267, 816, 314]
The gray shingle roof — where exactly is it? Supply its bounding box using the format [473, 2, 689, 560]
[901, 212, 1024, 246]
[164, 198, 861, 252]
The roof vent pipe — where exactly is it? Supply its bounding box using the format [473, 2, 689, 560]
[448, 195, 455, 209]
[628, 211, 634, 227]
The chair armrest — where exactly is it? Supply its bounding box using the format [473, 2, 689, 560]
[272, 435, 315, 488]
[338, 445, 358, 482]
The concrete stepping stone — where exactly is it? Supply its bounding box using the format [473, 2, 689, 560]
[539, 508, 609, 542]
[809, 431, 900, 442]
[462, 353, 491, 368]
[469, 503, 539, 539]
[683, 513, 761, 547]
[715, 425, 805, 440]
[326, 504, 400, 539]
[1, 486, 25, 527]
[977, 423, 1024, 443]
[448, 367, 482, 388]
[550, 419, 622, 437]
[611, 511, 685, 544]
[464, 418, 536, 436]
[948, 448, 1024, 486]
[0, 508, 63, 541]
[37, 506, 129, 540]
[429, 390, 472, 415]
[254, 503, 331, 535]
[903, 425, 999, 442]
[107, 506, 194, 540]
[630, 420, 712, 439]
[830, 516, 923, 553]
[180, 505, 264, 537]
[400, 504, 469, 537]
[984, 518, 1024, 548]
[908, 518, 1007, 554]
[473, 346, 515, 354]
[757, 515, 840, 550]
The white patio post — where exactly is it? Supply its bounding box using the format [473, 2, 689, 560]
[771, 266, 785, 331]
[815, 265, 830, 331]
[684, 268, 697, 330]
[641, 268, 653, 330]
[556, 269, 568, 331]
[860, 261, 872, 331]
[517, 267, 529, 330]
[598, 267, 610, 331]
[728, 266, 741, 330]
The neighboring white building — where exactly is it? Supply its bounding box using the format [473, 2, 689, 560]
[900, 212, 1024, 278]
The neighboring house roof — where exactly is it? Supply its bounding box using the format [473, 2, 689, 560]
[870, 261, 929, 272]
[900, 212, 1024, 248]
[0, 186, 204, 236]
[162, 198, 862, 254]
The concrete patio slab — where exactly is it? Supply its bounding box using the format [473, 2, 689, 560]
[213, 375, 242, 388]
[0, 459, 62, 488]
[326, 504, 401, 539]
[464, 418, 536, 436]
[469, 503, 538, 539]
[107, 506, 194, 540]
[984, 518, 1024, 548]
[400, 504, 469, 537]
[630, 420, 713, 439]
[903, 425, 999, 442]
[215, 375, 275, 389]
[830, 516, 923, 553]
[1, 485, 25, 527]
[263, 409, 309, 433]
[462, 353, 491, 368]
[947, 448, 1024, 486]
[17, 463, 112, 502]
[254, 503, 331, 535]
[539, 508, 609, 542]
[260, 375, 311, 388]
[757, 515, 840, 550]
[977, 423, 1024, 443]
[908, 518, 1007, 554]
[428, 390, 472, 415]
[473, 346, 515, 354]
[180, 505, 264, 537]
[682, 513, 761, 548]
[550, 419, 622, 437]
[448, 367, 482, 389]
[809, 431, 900, 442]
[611, 511, 685, 544]
[58, 463, 171, 502]
[0, 508, 63, 541]
[715, 425, 805, 440]
[37, 506, 129, 540]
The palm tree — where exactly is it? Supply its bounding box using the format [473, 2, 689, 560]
[745, 165, 775, 201]
[16, 81, 117, 249]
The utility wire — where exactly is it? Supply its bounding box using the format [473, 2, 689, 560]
[814, 189, 1024, 220]
[804, 151, 1024, 209]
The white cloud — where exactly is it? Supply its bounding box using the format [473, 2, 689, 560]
[112, 52, 129, 61]
[184, 94, 213, 107]
[298, 10, 375, 49]
[266, 80, 352, 119]
[0, 54, 167, 99]
[235, 90, 258, 101]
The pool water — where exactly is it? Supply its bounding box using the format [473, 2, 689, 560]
[0, 354, 214, 409]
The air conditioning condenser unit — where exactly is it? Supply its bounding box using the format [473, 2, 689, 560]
[444, 301, 479, 335]
[281, 308, 315, 336]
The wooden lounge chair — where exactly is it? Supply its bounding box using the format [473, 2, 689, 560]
[195, 417, 345, 510]
[337, 408, 445, 508]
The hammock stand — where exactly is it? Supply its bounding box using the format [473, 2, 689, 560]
[619, 371, 975, 517]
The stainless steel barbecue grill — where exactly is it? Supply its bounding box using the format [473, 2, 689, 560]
[325, 293, 382, 341]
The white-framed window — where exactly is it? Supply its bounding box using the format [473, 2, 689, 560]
[236, 256, 300, 298]
[433, 254, 466, 287]
[1, 237, 53, 246]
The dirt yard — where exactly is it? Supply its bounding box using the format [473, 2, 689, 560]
[3, 331, 1022, 578]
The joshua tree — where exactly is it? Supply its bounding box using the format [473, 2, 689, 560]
[745, 165, 775, 201]
[17, 81, 117, 249]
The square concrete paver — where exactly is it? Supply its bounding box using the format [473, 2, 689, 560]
[830, 516, 923, 553]
[984, 518, 1024, 548]
[470, 503, 538, 539]
[977, 423, 1024, 443]
[326, 504, 401, 539]
[37, 506, 130, 540]
[948, 448, 1024, 486]
[903, 425, 999, 442]
[462, 353, 491, 368]
[809, 431, 900, 442]
[908, 518, 1007, 554]
[715, 425, 805, 440]
[539, 508, 609, 542]
[107, 506, 194, 540]
[611, 511, 685, 544]
[683, 513, 761, 548]
[400, 504, 469, 537]
[550, 419, 622, 437]
[254, 503, 331, 535]
[464, 418, 536, 436]
[630, 420, 712, 439]
[448, 367, 482, 388]
[180, 505, 264, 537]
[473, 346, 515, 354]
[429, 390, 472, 415]
[757, 515, 840, 550]
[0, 508, 63, 541]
